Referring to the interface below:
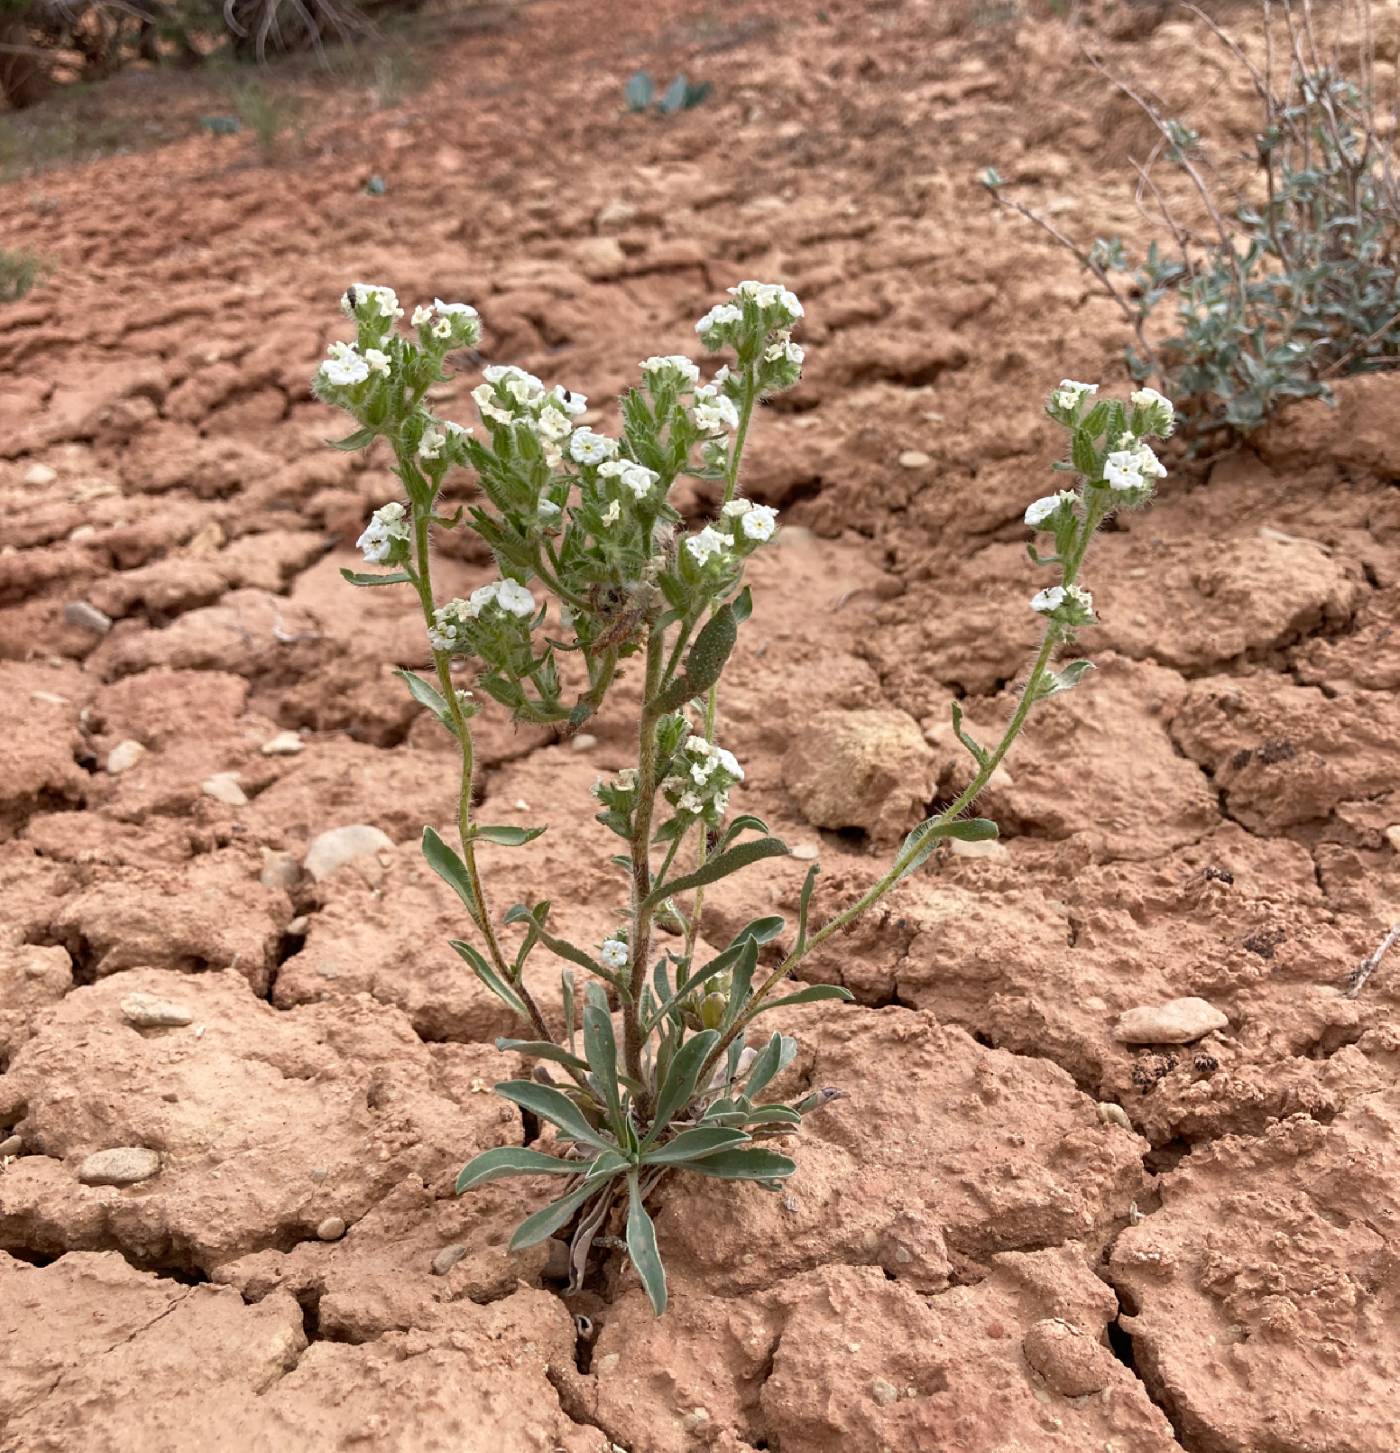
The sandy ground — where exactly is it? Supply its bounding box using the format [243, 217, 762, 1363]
[2, 1, 1399, 1449]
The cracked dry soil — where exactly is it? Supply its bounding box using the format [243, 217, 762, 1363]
[2, 1, 1400, 1449]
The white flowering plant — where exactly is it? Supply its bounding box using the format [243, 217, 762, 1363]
[315, 282, 1168, 1316]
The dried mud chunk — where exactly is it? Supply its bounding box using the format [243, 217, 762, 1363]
[0, 662, 89, 838]
[0, 944, 73, 1062]
[1112, 1091, 1400, 1453]
[0, 1250, 304, 1447]
[940, 654, 1217, 861]
[782, 707, 937, 844]
[0, 970, 522, 1271]
[656, 1006, 1145, 1294]
[1172, 675, 1400, 834]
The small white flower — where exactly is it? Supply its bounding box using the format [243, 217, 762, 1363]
[538, 498, 561, 518]
[356, 501, 409, 563]
[418, 427, 447, 462]
[1131, 386, 1174, 418]
[615, 768, 638, 791]
[1024, 491, 1077, 529]
[472, 382, 513, 426]
[1031, 586, 1067, 615]
[764, 337, 804, 367]
[495, 579, 537, 618]
[602, 499, 622, 526]
[428, 600, 468, 652]
[1031, 583, 1094, 619]
[1133, 442, 1168, 479]
[1053, 379, 1098, 412]
[740, 504, 777, 542]
[432, 318, 453, 341]
[434, 299, 479, 320]
[444, 420, 469, 439]
[344, 284, 403, 321]
[321, 340, 370, 388]
[696, 302, 743, 336]
[600, 938, 629, 970]
[690, 385, 740, 434]
[685, 526, 728, 565]
[364, 348, 392, 379]
[713, 746, 743, 780]
[721, 498, 752, 517]
[570, 428, 619, 466]
[534, 407, 572, 442]
[412, 304, 433, 328]
[678, 791, 704, 814]
[550, 384, 587, 417]
[620, 463, 658, 501]
[465, 583, 499, 619]
[641, 354, 701, 385]
[1104, 450, 1145, 491]
[729, 280, 804, 321]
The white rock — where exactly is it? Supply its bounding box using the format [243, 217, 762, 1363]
[106, 740, 146, 775]
[78, 1147, 161, 1186]
[201, 773, 248, 807]
[431, 1243, 468, 1276]
[303, 824, 394, 882]
[570, 733, 598, 752]
[24, 463, 58, 487]
[1385, 824, 1400, 853]
[1113, 997, 1229, 1045]
[259, 848, 299, 892]
[121, 993, 194, 1029]
[0, 1134, 22, 1157]
[63, 601, 112, 635]
[790, 843, 820, 861]
[30, 690, 68, 706]
[949, 836, 1009, 861]
[261, 730, 304, 756]
[897, 450, 931, 469]
[316, 1216, 347, 1241]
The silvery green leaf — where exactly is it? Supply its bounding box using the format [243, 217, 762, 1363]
[895, 816, 999, 882]
[456, 1145, 580, 1194]
[495, 1039, 589, 1075]
[494, 1080, 611, 1151]
[340, 567, 411, 587]
[950, 701, 989, 768]
[626, 1172, 667, 1316]
[658, 74, 689, 115]
[474, 825, 547, 847]
[328, 426, 376, 451]
[758, 983, 853, 1012]
[643, 1029, 718, 1143]
[796, 864, 818, 956]
[643, 837, 788, 911]
[641, 1127, 750, 1165]
[682, 1147, 797, 1182]
[1035, 658, 1095, 700]
[423, 828, 478, 916]
[624, 70, 654, 111]
[449, 939, 529, 1021]
[395, 668, 453, 727]
[509, 1173, 614, 1251]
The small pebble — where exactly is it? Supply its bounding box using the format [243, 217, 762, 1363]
[259, 849, 300, 892]
[106, 740, 146, 775]
[680, 1408, 711, 1432]
[201, 773, 248, 807]
[897, 450, 931, 469]
[304, 824, 394, 881]
[949, 836, 1008, 861]
[790, 843, 820, 861]
[431, 1243, 468, 1276]
[570, 733, 598, 752]
[30, 690, 68, 706]
[121, 992, 193, 1029]
[78, 1147, 161, 1186]
[870, 1377, 899, 1406]
[309, 1167, 329, 1183]
[287, 915, 309, 935]
[1113, 997, 1228, 1045]
[24, 463, 58, 487]
[1384, 824, 1400, 853]
[261, 730, 304, 756]
[0, 1134, 22, 1157]
[1096, 1102, 1132, 1130]
[316, 1216, 347, 1242]
[69, 524, 96, 541]
[63, 601, 112, 635]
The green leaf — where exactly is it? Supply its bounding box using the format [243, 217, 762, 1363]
[449, 940, 530, 1021]
[456, 1145, 581, 1193]
[328, 426, 377, 451]
[758, 983, 854, 1012]
[494, 1080, 611, 1150]
[894, 816, 999, 883]
[509, 1171, 614, 1251]
[715, 814, 771, 854]
[494, 1039, 589, 1075]
[473, 825, 548, 847]
[423, 828, 479, 917]
[582, 984, 625, 1136]
[340, 567, 412, 587]
[626, 1172, 668, 1315]
[723, 936, 758, 1031]
[1071, 428, 1099, 478]
[650, 604, 738, 715]
[643, 836, 788, 911]
[624, 69, 654, 111]
[641, 1127, 750, 1166]
[733, 915, 785, 946]
[644, 1029, 719, 1143]
[683, 1147, 797, 1182]
[396, 668, 453, 728]
[743, 1105, 803, 1126]
[658, 74, 689, 115]
[950, 701, 990, 768]
[796, 864, 818, 957]
[1034, 658, 1095, 701]
[743, 1032, 796, 1101]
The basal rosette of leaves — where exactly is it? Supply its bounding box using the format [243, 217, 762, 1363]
[314, 282, 1170, 1315]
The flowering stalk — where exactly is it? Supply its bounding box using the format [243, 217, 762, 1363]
[315, 280, 1165, 1319]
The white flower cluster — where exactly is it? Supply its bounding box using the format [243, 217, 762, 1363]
[600, 937, 630, 970]
[730, 279, 804, 322]
[1024, 490, 1079, 531]
[1052, 378, 1097, 414]
[721, 497, 778, 543]
[695, 280, 803, 350]
[427, 579, 536, 652]
[343, 284, 404, 323]
[1031, 583, 1095, 622]
[690, 382, 741, 436]
[412, 298, 481, 344]
[1131, 386, 1175, 436]
[598, 458, 660, 503]
[684, 524, 729, 567]
[641, 355, 701, 386]
[1104, 440, 1167, 492]
[320, 340, 371, 388]
[357, 501, 410, 564]
[664, 735, 744, 824]
[472, 365, 586, 467]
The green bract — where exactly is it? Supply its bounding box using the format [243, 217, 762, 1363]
[315, 279, 1164, 1315]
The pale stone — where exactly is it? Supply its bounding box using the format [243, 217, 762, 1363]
[24, 463, 58, 486]
[303, 825, 394, 882]
[431, 1243, 468, 1276]
[201, 773, 248, 807]
[259, 849, 299, 892]
[897, 450, 931, 469]
[63, 601, 112, 635]
[1113, 997, 1228, 1045]
[570, 733, 598, 752]
[106, 740, 146, 775]
[260, 730, 304, 756]
[316, 1216, 347, 1242]
[78, 1147, 161, 1186]
[121, 993, 194, 1029]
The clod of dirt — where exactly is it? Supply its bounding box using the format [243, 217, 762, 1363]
[0, 944, 73, 1063]
[1113, 997, 1229, 1045]
[782, 707, 937, 843]
[1021, 1316, 1112, 1396]
[0, 970, 524, 1272]
[1112, 1089, 1400, 1451]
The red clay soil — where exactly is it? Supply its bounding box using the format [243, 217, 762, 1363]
[2, 1, 1399, 1449]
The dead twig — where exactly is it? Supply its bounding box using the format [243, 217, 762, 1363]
[1345, 922, 1400, 998]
